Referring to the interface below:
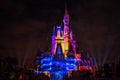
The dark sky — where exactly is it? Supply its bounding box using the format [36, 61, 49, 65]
[0, 0, 120, 67]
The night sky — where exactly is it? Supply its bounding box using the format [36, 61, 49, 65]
[0, 0, 120, 67]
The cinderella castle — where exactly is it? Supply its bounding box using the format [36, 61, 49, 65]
[34, 4, 94, 80]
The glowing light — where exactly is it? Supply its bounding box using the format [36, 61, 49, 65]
[66, 58, 76, 62]
[34, 3, 94, 80]
[41, 62, 52, 67]
[41, 58, 52, 63]
[43, 71, 50, 77]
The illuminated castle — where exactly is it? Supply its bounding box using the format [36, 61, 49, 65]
[34, 4, 94, 80]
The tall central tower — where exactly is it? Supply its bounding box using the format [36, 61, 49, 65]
[63, 4, 70, 57]
[51, 4, 73, 58]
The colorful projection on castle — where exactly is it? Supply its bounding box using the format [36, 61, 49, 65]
[34, 6, 94, 80]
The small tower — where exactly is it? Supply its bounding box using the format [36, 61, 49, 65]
[52, 26, 56, 54]
[55, 26, 64, 54]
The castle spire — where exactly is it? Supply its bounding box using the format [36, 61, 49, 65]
[63, 2, 70, 26]
[65, 2, 68, 14]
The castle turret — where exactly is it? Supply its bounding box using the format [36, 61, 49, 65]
[52, 26, 56, 54]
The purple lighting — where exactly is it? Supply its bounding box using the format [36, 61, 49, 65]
[34, 2, 94, 80]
